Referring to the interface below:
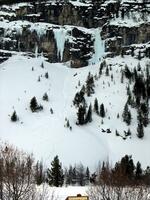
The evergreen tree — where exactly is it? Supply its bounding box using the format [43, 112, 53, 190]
[45, 72, 49, 79]
[94, 98, 99, 114]
[80, 85, 86, 94]
[66, 165, 73, 185]
[121, 70, 124, 83]
[43, 92, 49, 101]
[77, 104, 86, 125]
[141, 102, 149, 127]
[85, 104, 92, 123]
[73, 91, 86, 107]
[138, 51, 141, 60]
[99, 62, 104, 76]
[11, 111, 18, 122]
[137, 122, 144, 139]
[85, 167, 90, 184]
[72, 167, 77, 185]
[105, 65, 109, 76]
[100, 103, 105, 118]
[85, 72, 95, 96]
[120, 155, 135, 180]
[76, 164, 85, 186]
[131, 46, 134, 57]
[135, 161, 142, 180]
[47, 155, 64, 187]
[41, 62, 44, 68]
[124, 65, 132, 80]
[35, 161, 44, 185]
[30, 97, 38, 112]
[122, 103, 131, 125]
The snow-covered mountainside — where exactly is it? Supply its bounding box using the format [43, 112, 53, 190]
[0, 0, 150, 170]
[1, 53, 150, 169]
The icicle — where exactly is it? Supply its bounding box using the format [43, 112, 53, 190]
[89, 28, 104, 65]
[53, 27, 67, 62]
[35, 45, 38, 58]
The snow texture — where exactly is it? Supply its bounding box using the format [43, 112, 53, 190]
[0, 54, 150, 170]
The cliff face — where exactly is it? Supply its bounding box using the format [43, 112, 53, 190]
[0, 2, 103, 67]
[0, 20, 95, 67]
[0, 0, 150, 66]
[101, 23, 150, 56]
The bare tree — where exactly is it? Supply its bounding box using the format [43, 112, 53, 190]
[88, 161, 150, 200]
[0, 143, 35, 200]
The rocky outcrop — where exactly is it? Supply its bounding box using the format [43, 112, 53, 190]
[101, 23, 150, 56]
[0, 23, 94, 67]
[0, 0, 150, 65]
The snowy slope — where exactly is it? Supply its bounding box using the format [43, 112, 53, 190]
[0, 54, 150, 170]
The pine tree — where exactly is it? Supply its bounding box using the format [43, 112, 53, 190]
[30, 97, 43, 112]
[30, 97, 38, 112]
[85, 167, 90, 184]
[85, 72, 95, 96]
[66, 165, 73, 185]
[72, 167, 77, 185]
[121, 70, 124, 83]
[11, 111, 18, 122]
[137, 122, 144, 139]
[135, 161, 142, 180]
[73, 91, 85, 107]
[100, 103, 105, 118]
[43, 92, 49, 101]
[80, 85, 86, 94]
[122, 103, 131, 125]
[131, 46, 134, 57]
[85, 104, 92, 123]
[47, 155, 64, 187]
[77, 104, 86, 125]
[41, 62, 44, 68]
[35, 161, 44, 185]
[138, 51, 141, 60]
[105, 65, 109, 76]
[94, 98, 99, 114]
[76, 164, 85, 186]
[45, 72, 49, 79]
[140, 102, 149, 127]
